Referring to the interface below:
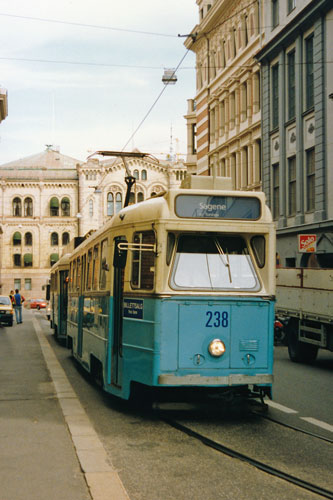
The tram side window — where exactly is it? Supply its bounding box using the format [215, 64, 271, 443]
[72, 261, 77, 291]
[251, 236, 266, 268]
[92, 245, 100, 290]
[86, 249, 93, 290]
[76, 257, 81, 291]
[100, 238, 109, 290]
[131, 231, 155, 290]
[51, 273, 57, 292]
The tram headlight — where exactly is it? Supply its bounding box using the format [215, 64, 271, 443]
[208, 339, 226, 357]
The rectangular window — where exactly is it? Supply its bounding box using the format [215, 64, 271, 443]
[76, 257, 81, 291]
[24, 278, 32, 291]
[86, 249, 93, 290]
[306, 148, 315, 212]
[14, 279, 21, 290]
[272, 64, 279, 129]
[92, 245, 100, 290]
[14, 254, 21, 267]
[272, 163, 279, 220]
[170, 234, 259, 291]
[99, 239, 109, 290]
[305, 35, 314, 109]
[272, 0, 279, 28]
[288, 156, 296, 216]
[287, 0, 296, 14]
[287, 51, 295, 120]
[131, 231, 155, 290]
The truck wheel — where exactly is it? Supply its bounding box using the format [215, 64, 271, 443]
[288, 328, 318, 364]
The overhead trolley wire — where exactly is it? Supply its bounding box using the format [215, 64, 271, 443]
[0, 12, 177, 38]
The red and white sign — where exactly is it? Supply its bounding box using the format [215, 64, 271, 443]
[298, 234, 317, 253]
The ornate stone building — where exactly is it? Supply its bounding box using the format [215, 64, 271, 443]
[184, 0, 263, 191]
[0, 147, 186, 297]
[0, 87, 8, 124]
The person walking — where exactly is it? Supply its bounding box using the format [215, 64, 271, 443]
[14, 289, 25, 324]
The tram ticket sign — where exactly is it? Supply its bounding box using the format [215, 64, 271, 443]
[298, 234, 317, 253]
[123, 298, 144, 319]
[175, 195, 260, 220]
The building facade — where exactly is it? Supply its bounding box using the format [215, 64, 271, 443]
[0, 87, 8, 124]
[184, 0, 263, 191]
[256, 0, 333, 267]
[0, 147, 186, 297]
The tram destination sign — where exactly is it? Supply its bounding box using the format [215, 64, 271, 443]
[175, 195, 260, 220]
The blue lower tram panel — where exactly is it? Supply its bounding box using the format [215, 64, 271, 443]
[117, 296, 274, 400]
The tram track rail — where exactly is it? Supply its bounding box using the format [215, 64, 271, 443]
[161, 415, 333, 500]
[251, 410, 333, 444]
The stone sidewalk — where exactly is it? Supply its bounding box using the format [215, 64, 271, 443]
[0, 310, 130, 500]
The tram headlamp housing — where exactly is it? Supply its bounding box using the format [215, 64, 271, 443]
[208, 339, 226, 357]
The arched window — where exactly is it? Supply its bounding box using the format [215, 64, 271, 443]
[13, 197, 22, 217]
[115, 192, 122, 213]
[50, 197, 59, 216]
[13, 254, 21, 267]
[133, 169, 139, 180]
[24, 254, 33, 267]
[51, 232, 59, 246]
[151, 192, 156, 197]
[62, 232, 70, 245]
[50, 253, 59, 267]
[61, 197, 70, 216]
[89, 199, 93, 217]
[129, 192, 135, 205]
[137, 192, 144, 203]
[25, 232, 32, 246]
[141, 170, 147, 181]
[13, 232, 21, 246]
[24, 197, 33, 217]
[176, 171, 179, 181]
[107, 192, 114, 216]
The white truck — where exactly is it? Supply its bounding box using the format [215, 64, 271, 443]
[275, 267, 333, 363]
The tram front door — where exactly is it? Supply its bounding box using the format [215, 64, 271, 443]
[111, 237, 127, 388]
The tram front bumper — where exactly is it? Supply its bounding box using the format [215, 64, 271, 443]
[158, 373, 273, 386]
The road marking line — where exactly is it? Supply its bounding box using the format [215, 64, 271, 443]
[32, 316, 130, 500]
[266, 400, 298, 414]
[300, 417, 333, 433]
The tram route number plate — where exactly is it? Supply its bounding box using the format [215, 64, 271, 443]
[123, 298, 143, 319]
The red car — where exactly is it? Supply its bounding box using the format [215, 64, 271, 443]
[27, 299, 47, 310]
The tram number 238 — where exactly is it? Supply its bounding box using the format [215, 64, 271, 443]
[205, 311, 229, 328]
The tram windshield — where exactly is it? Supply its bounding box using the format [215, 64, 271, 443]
[171, 234, 260, 291]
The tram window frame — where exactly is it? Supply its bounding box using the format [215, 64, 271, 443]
[51, 272, 57, 292]
[92, 245, 100, 290]
[166, 233, 176, 265]
[76, 257, 82, 291]
[131, 230, 156, 290]
[99, 238, 109, 290]
[72, 260, 77, 291]
[251, 236, 266, 268]
[86, 249, 93, 290]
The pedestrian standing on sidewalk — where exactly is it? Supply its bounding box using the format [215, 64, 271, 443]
[9, 290, 15, 306]
[14, 289, 25, 324]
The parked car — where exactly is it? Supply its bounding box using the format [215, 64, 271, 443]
[25, 298, 47, 310]
[0, 295, 14, 326]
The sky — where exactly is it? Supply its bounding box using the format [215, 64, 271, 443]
[0, 0, 198, 164]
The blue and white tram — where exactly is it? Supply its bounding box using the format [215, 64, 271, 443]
[66, 177, 275, 402]
[49, 253, 70, 343]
